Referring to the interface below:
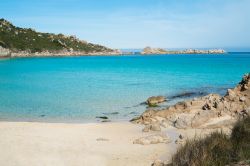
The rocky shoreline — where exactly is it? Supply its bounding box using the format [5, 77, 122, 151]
[11, 50, 122, 57]
[130, 73, 250, 151]
[131, 73, 250, 129]
[0, 46, 122, 58]
[129, 73, 250, 165]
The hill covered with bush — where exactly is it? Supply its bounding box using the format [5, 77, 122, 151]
[0, 18, 116, 55]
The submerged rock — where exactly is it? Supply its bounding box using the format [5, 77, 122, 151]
[169, 91, 207, 100]
[96, 116, 109, 119]
[101, 119, 111, 123]
[102, 112, 119, 115]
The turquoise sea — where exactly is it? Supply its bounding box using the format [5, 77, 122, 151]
[0, 53, 249, 122]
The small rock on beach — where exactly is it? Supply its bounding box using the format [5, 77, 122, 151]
[133, 134, 171, 145]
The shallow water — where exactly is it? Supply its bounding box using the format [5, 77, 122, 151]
[0, 53, 249, 122]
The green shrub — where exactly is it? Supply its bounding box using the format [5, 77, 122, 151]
[171, 116, 250, 166]
[171, 132, 234, 166]
[231, 116, 250, 161]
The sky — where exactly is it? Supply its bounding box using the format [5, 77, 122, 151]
[1, 0, 250, 50]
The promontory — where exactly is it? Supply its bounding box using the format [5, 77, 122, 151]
[0, 18, 121, 58]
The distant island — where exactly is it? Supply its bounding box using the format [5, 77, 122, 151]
[141, 46, 226, 55]
[0, 18, 121, 58]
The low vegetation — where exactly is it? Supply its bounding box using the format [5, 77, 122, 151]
[171, 116, 250, 166]
[0, 18, 112, 53]
[231, 116, 250, 162]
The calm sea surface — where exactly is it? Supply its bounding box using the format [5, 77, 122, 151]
[0, 53, 249, 122]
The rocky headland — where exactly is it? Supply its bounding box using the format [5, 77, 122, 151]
[0, 18, 122, 58]
[141, 46, 226, 55]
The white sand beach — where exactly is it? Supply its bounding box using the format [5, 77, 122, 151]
[0, 122, 180, 166]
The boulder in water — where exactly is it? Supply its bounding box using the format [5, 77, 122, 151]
[147, 96, 166, 106]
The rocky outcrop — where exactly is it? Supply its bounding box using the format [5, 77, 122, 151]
[0, 46, 11, 58]
[142, 123, 161, 132]
[146, 96, 166, 106]
[140, 47, 226, 55]
[141, 47, 168, 54]
[131, 73, 250, 129]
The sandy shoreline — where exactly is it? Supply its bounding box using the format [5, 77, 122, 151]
[0, 121, 226, 166]
[0, 121, 181, 166]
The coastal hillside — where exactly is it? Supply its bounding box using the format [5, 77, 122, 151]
[0, 18, 118, 56]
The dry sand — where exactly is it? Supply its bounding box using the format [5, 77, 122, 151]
[0, 121, 180, 166]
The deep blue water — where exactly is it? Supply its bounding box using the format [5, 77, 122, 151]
[0, 53, 249, 122]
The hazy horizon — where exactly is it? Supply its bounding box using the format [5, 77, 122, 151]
[1, 0, 250, 51]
